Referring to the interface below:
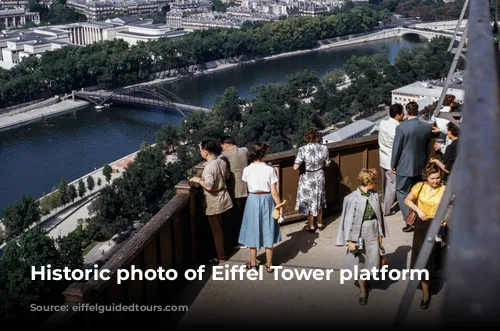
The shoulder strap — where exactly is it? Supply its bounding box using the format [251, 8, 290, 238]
[415, 182, 425, 200]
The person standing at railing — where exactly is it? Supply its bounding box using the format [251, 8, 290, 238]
[378, 103, 405, 216]
[391, 101, 433, 233]
[431, 94, 457, 154]
[190, 140, 234, 263]
[430, 122, 460, 183]
[219, 135, 249, 249]
[293, 127, 331, 232]
[335, 168, 389, 306]
[238, 142, 283, 273]
[404, 162, 447, 310]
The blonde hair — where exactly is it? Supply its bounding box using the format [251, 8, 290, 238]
[357, 168, 377, 186]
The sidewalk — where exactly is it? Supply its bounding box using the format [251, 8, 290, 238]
[0, 100, 88, 132]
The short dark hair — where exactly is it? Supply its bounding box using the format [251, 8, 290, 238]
[406, 101, 419, 116]
[200, 140, 218, 155]
[389, 103, 404, 118]
[249, 142, 269, 162]
[443, 94, 456, 107]
[447, 122, 460, 137]
[220, 135, 234, 145]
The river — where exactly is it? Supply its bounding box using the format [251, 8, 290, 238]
[0, 35, 425, 213]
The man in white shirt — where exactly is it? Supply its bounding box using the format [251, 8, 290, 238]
[378, 103, 404, 216]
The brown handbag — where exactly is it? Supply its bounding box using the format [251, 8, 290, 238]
[406, 182, 425, 226]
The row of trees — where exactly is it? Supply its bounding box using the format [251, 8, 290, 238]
[0, 164, 113, 245]
[377, 0, 467, 22]
[0, 36, 456, 326]
[26, 0, 86, 26]
[0, 3, 390, 107]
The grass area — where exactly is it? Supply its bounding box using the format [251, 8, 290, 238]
[82, 240, 99, 255]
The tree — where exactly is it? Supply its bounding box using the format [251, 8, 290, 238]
[86, 176, 95, 192]
[102, 164, 112, 183]
[68, 184, 77, 202]
[156, 124, 179, 151]
[57, 177, 70, 206]
[56, 231, 84, 269]
[0, 226, 5, 245]
[1, 195, 40, 239]
[77, 179, 86, 198]
[0, 227, 82, 326]
[97, 177, 102, 187]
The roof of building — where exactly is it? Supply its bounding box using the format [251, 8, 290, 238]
[392, 81, 465, 100]
[116, 30, 185, 38]
[322, 119, 375, 142]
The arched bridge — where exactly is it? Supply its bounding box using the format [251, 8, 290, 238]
[319, 27, 463, 49]
[73, 85, 210, 117]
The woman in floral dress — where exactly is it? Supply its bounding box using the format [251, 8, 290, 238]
[293, 127, 331, 232]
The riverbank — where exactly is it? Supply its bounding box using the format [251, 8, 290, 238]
[0, 99, 89, 132]
[128, 29, 408, 90]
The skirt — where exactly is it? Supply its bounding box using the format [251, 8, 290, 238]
[238, 193, 282, 249]
[344, 219, 380, 272]
[295, 169, 326, 217]
[410, 218, 443, 279]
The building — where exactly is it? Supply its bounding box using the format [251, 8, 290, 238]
[67, 0, 169, 21]
[0, 5, 40, 28]
[322, 119, 376, 143]
[391, 81, 465, 108]
[52, 17, 186, 46]
[0, 27, 74, 69]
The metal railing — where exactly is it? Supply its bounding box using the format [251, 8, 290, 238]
[393, 0, 500, 327]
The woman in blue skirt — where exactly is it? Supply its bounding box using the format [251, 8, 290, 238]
[238, 142, 283, 273]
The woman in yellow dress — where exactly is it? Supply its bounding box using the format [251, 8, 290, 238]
[405, 162, 447, 310]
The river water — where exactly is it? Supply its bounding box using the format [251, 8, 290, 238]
[0, 35, 425, 213]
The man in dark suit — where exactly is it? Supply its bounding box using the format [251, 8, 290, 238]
[391, 101, 433, 232]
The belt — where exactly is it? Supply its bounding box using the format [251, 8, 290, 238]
[306, 168, 322, 172]
[250, 191, 270, 194]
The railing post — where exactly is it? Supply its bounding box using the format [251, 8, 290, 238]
[41, 283, 85, 329]
[175, 180, 200, 264]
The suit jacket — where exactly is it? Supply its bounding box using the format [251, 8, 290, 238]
[391, 117, 432, 177]
[335, 189, 388, 246]
[220, 146, 249, 199]
[378, 117, 400, 170]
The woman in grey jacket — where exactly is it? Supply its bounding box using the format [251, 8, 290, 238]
[335, 168, 389, 306]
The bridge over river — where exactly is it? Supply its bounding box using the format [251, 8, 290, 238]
[72, 85, 211, 117]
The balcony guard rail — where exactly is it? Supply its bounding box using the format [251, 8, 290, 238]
[394, 0, 500, 328]
[43, 135, 382, 327]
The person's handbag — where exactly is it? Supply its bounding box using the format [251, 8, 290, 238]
[273, 200, 286, 223]
[406, 182, 425, 226]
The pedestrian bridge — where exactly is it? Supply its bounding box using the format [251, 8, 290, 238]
[73, 86, 211, 117]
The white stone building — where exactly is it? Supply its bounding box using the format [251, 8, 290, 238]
[0, 5, 40, 28]
[391, 81, 465, 109]
[0, 27, 74, 69]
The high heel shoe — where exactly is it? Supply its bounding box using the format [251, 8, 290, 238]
[420, 296, 431, 309]
[317, 222, 324, 231]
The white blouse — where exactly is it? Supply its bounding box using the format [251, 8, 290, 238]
[242, 162, 278, 193]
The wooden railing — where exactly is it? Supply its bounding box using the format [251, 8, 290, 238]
[43, 135, 380, 327]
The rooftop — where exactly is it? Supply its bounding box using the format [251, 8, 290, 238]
[322, 119, 375, 142]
